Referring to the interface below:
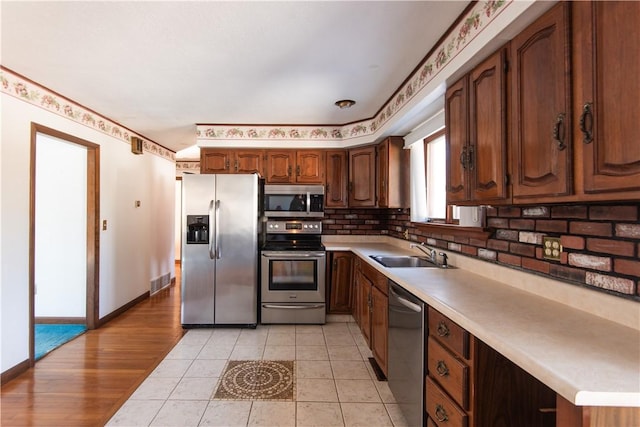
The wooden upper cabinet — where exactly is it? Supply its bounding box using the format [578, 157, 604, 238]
[235, 150, 264, 174]
[573, 1, 640, 197]
[325, 150, 349, 208]
[265, 150, 324, 184]
[445, 48, 508, 205]
[295, 150, 325, 184]
[349, 145, 377, 207]
[469, 48, 508, 202]
[201, 148, 264, 175]
[510, 2, 572, 201]
[376, 141, 389, 207]
[201, 149, 232, 174]
[265, 150, 295, 183]
[446, 77, 470, 204]
[377, 136, 409, 208]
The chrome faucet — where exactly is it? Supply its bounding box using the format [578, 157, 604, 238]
[410, 242, 437, 264]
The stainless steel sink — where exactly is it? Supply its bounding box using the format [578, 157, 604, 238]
[369, 255, 439, 268]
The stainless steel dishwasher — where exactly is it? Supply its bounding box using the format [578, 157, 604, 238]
[388, 280, 425, 427]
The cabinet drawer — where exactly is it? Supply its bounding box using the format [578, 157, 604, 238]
[428, 308, 469, 358]
[361, 261, 388, 295]
[426, 376, 468, 427]
[427, 336, 469, 409]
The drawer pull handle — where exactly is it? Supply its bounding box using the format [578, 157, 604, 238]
[435, 404, 449, 422]
[436, 321, 450, 337]
[436, 360, 449, 377]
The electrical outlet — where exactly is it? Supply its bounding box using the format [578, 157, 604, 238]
[542, 237, 562, 260]
[103, 220, 108, 231]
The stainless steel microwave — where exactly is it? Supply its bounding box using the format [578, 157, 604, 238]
[264, 184, 324, 218]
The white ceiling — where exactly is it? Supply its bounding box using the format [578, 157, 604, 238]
[1, 1, 469, 154]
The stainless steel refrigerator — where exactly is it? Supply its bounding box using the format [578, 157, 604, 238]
[181, 174, 259, 327]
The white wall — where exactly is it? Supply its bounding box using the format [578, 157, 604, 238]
[1, 93, 175, 373]
[35, 134, 87, 317]
[175, 180, 182, 262]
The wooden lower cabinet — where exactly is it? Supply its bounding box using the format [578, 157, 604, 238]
[426, 307, 556, 427]
[370, 285, 388, 376]
[352, 258, 388, 377]
[327, 252, 353, 314]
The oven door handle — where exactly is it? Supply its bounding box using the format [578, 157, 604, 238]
[261, 252, 326, 259]
[262, 304, 325, 310]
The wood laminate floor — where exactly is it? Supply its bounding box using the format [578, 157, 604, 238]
[1, 269, 185, 427]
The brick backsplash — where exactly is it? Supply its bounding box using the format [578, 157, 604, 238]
[323, 203, 640, 300]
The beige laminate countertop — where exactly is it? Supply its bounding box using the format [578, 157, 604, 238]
[323, 237, 640, 408]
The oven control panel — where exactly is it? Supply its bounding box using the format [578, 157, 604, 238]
[265, 220, 322, 234]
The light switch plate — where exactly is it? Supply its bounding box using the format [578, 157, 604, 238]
[542, 237, 562, 260]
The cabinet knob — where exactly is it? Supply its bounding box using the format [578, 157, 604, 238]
[435, 404, 449, 423]
[436, 321, 450, 338]
[296, 165, 301, 176]
[436, 360, 449, 377]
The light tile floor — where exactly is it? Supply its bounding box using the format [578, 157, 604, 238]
[107, 315, 409, 427]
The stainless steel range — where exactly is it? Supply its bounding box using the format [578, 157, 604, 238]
[260, 219, 326, 324]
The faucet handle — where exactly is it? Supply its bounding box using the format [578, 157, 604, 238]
[439, 252, 448, 268]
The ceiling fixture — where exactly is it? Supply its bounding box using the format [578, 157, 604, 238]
[335, 99, 356, 109]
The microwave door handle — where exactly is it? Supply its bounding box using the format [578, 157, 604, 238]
[214, 200, 221, 259]
[306, 192, 311, 215]
[208, 200, 215, 259]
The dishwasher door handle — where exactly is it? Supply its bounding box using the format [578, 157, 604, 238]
[389, 287, 423, 313]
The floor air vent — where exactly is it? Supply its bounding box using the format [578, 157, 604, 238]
[150, 272, 171, 295]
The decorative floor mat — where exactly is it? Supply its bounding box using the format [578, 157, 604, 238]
[213, 360, 295, 401]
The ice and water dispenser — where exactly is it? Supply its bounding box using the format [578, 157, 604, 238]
[186, 215, 209, 244]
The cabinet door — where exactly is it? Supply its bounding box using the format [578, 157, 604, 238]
[446, 77, 469, 204]
[328, 252, 354, 314]
[349, 146, 376, 207]
[377, 141, 389, 207]
[574, 1, 640, 194]
[510, 3, 572, 200]
[371, 285, 388, 377]
[265, 150, 295, 183]
[296, 150, 325, 184]
[235, 150, 264, 175]
[201, 149, 232, 174]
[357, 273, 372, 346]
[325, 150, 349, 208]
[469, 49, 509, 202]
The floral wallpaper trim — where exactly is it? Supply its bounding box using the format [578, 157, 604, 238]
[1, 69, 176, 162]
[197, 0, 509, 144]
[176, 161, 201, 174]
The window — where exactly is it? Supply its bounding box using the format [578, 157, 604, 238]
[424, 131, 447, 220]
[409, 128, 450, 223]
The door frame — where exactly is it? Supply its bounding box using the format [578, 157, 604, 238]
[29, 123, 100, 365]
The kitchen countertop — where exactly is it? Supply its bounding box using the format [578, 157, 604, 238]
[323, 236, 640, 408]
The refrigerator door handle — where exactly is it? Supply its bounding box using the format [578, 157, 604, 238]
[208, 200, 215, 259]
[214, 199, 221, 259]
